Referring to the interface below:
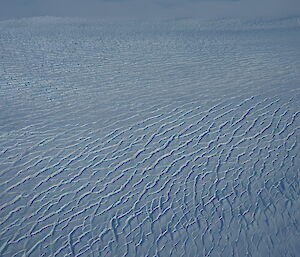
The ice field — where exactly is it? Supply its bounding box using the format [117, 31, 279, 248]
[0, 17, 300, 256]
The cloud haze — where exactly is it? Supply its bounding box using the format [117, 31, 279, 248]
[0, 0, 300, 20]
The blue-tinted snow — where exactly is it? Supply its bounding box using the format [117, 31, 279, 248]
[0, 17, 300, 257]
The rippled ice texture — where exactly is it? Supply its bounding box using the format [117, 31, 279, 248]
[0, 17, 300, 257]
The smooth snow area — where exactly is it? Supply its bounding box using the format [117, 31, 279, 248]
[0, 17, 300, 257]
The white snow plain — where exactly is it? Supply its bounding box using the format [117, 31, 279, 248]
[0, 17, 300, 257]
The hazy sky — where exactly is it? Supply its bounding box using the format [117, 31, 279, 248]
[1, 0, 300, 20]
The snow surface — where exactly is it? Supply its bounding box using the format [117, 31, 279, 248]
[0, 17, 300, 257]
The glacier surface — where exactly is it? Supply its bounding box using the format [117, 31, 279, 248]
[0, 17, 300, 257]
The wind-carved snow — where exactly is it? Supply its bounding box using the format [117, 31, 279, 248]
[0, 17, 300, 257]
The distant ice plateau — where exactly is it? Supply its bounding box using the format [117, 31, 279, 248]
[0, 17, 300, 257]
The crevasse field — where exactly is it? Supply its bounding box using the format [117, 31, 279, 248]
[0, 17, 300, 257]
